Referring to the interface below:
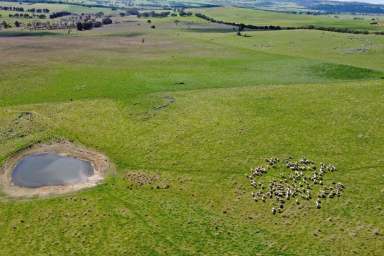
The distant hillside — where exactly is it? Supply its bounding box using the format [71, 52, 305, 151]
[304, 0, 384, 14]
[217, 0, 384, 14]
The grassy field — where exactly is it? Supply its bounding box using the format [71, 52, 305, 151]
[179, 28, 384, 71]
[191, 7, 384, 31]
[0, 7, 383, 256]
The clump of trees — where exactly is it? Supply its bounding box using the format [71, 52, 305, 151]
[77, 20, 93, 31]
[25, 21, 76, 31]
[27, 8, 50, 13]
[102, 17, 112, 25]
[137, 11, 171, 18]
[134, 8, 192, 19]
[127, 8, 139, 16]
[49, 11, 71, 19]
[9, 13, 46, 19]
[1, 20, 11, 29]
[178, 9, 192, 17]
[0, 6, 49, 13]
[120, 8, 139, 16]
[0, 6, 25, 12]
[76, 16, 113, 31]
[95, 12, 104, 18]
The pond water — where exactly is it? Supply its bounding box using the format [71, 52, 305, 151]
[12, 153, 94, 188]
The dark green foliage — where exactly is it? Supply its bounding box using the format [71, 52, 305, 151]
[102, 17, 112, 25]
[49, 11, 71, 19]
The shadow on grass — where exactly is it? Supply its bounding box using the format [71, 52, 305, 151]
[183, 28, 236, 33]
[311, 63, 383, 80]
[0, 31, 62, 37]
[104, 32, 144, 37]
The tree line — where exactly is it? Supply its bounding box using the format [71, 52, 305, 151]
[76, 17, 112, 31]
[137, 11, 171, 18]
[0, 6, 49, 13]
[49, 11, 71, 19]
[136, 9, 192, 18]
[9, 13, 47, 19]
[118, 8, 193, 19]
[0, 19, 73, 30]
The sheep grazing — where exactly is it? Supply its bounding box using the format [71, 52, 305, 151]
[286, 162, 299, 171]
[248, 157, 344, 214]
[328, 165, 337, 172]
[285, 191, 291, 200]
[299, 158, 314, 165]
[266, 158, 279, 167]
[318, 191, 326, 198]
[250, 166, 267, 177]
[336, 182, 345, 189]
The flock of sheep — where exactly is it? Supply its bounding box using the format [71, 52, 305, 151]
[247, 157, 345, 214]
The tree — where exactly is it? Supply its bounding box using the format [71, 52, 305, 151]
[95, 12, 104, 18]
[102, 17, 112, 25]
[94, 21, 102, 28]
[127, 8, 139, 16]
[82, 21, 94, 30]
[76, 22, 83, 31]
[14, 20, 21, 27]
[1, 20, 10, 28]
[238, 23, 245, 32]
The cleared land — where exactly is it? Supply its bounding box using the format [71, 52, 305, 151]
[0, 5, 383, 256]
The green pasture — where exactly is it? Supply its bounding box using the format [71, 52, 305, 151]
[191, 7, 384, 32]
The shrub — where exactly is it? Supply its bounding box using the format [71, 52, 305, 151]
[102, 17, 112, 25]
